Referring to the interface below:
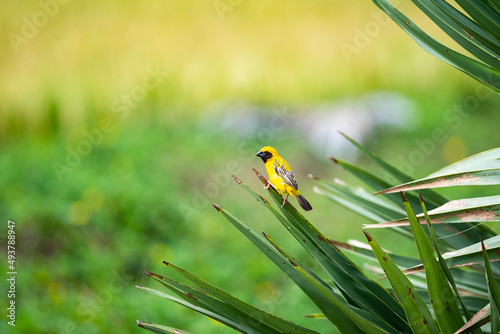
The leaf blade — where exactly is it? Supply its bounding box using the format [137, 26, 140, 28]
[162, 261, 321, 334]
[365, 231, 439, 334]
[482, 238, 500, 333]
[371, 0, 500, 91]
[137, 321, 193, 334]
[401, 193, 465, 332]
[248, 170, 411, 332]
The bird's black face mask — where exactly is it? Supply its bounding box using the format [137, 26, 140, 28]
[256, 150, 273, 163]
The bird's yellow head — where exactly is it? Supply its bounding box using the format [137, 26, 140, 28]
[256, 146, 278, 163]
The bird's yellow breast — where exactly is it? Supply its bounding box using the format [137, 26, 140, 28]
[264, 157, 299, 197]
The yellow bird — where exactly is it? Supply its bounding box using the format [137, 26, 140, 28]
[256, 146, 312, 211]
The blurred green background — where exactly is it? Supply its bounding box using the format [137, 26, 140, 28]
[1, 1, 500, 333]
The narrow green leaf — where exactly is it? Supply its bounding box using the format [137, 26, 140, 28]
[421, 197, 479, 333]
[452, 1, 500, 47]
[366, 196, 500, 250]
[312, 177, 416, 240]
[329, 238, 422, 270]
[137, 321, 192, 334]
[484, 0, 500, 15]
[293, 264, 390, 334]
[142, 273, 272, 333]
[263, 233, 396, 334]
[454, 303, 492, 334]
[399, 268, 491, 299]
[481, 238, 500, 333]
[246, 171, 410, 333]
[214, 203, 371, 333]
[426, 0, 500, 55]
[454, 0, 500, 40]
[339, 133, 449, 206]
[402, 193, 465, 333]
[400, 235, 500, 277]
[371, 0, 500, 92]
[371, 196, 500, 228]
[339, 132, 416, 184]
[377, 148, 500, 194]
[328, 157, 442, 211]
[314, 185, 392, 223]
[313, 177, 406, 221]
[365, 231, 438, 334]
[138, 285, 252, 333]
[377, 170, 500, 194]
[409, 0, 500, 68]
[162, 262, 320, 334]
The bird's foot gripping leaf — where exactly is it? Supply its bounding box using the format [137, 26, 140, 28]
[281, 193, 289, 207]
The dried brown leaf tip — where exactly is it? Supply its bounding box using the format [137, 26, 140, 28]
[213, 204, 222, 212]
[162, 261, 189, 274]
[258, 194, 268, 203]
[232, 175, 242, 184]
[363, 230, 373, 242]
[252, 168, 268, 184]
[136, 320, 145, 328]
[144, 270, 164, 279]
[329, 157, 339, 164]
[400, 191, 408, 203]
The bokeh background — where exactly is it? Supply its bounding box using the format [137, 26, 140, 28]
[2, 1, 500, 333]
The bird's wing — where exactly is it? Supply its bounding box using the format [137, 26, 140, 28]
[273, 159, 299, 190]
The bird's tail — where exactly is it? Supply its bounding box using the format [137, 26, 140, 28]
[296, 195, 313, 211]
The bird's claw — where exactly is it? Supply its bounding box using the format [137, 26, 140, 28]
[264, 181, 272, 190]
[281, 194, 289, 207]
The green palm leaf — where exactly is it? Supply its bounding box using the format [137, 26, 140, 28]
[376, 148, 500, 194]
[161, 262, 321, 334]
[455, 303, 493, 334]
[481, 238, 500, 333]
[237, 171, 409, 332]
[365, 230, 439, 334]
[371, 0, 500, 91]
[401, 193, 465, 333]
[214, 203, 387, 333]
[400, 235, 500, 276]
[137, 321, 193, 334]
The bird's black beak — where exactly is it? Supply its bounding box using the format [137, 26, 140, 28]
[256, 150, 271, 163]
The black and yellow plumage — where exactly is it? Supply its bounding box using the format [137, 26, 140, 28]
[256, 146, 312, 211]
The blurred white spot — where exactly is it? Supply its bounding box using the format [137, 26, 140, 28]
[202, 91, 416, 159]
[296, 91, 416, 159]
